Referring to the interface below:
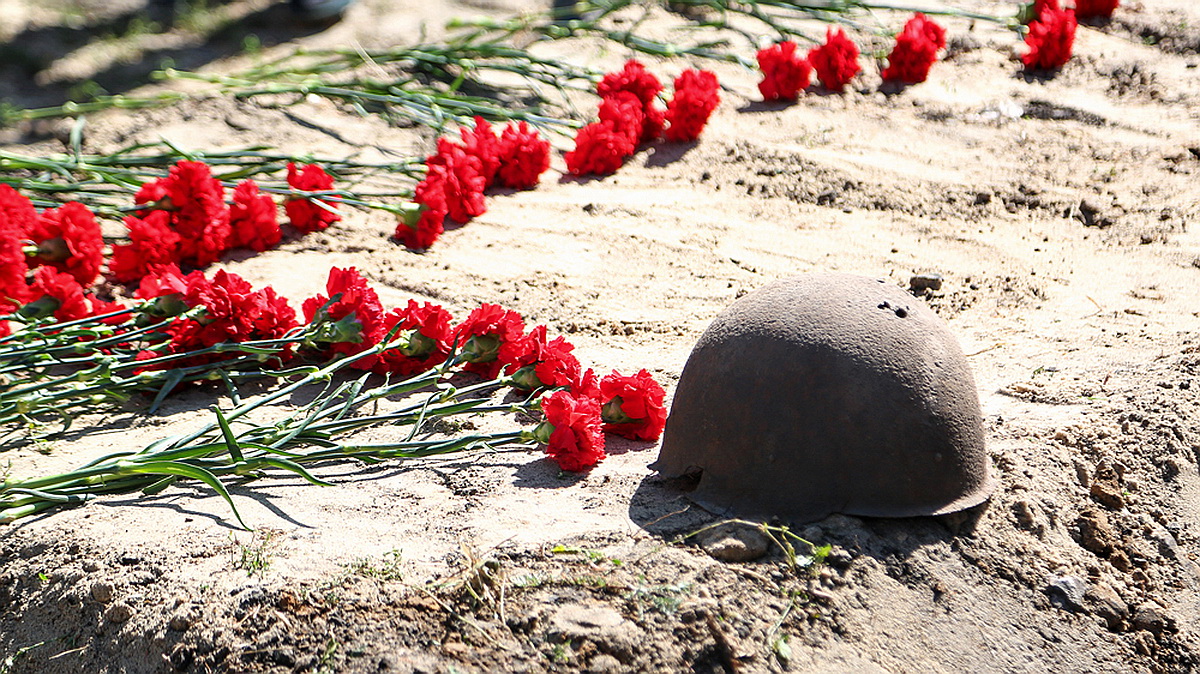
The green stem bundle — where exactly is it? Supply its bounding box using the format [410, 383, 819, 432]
[0, 344, 541, 529]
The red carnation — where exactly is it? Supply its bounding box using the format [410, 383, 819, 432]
[0, 186, 34, 307]
[598, 91, 646, 147]
[910, 12, 947, 49]
[598, 369, 667, 441]
[639, 103, 666, 144]
[452, 303, 525, 379]
[564, 121, 636, 176]
[229, 180, 280, 251]
[537, 390, 606, 472]
[135, 264, 187, 300]
[460, 116, 503, 188]
[1023, 8, 1076, 71]
[664, 69, 720, 142]
[882, 14, 945, 85]
[494, 122, 551, 190]
[426, 138, 487, 223]
[597, 60, 663, 108]
[25, 266, 92, 322]
[108, 211, 181, 284]
[147, 161, 232, 267]
[285, 163, 341, 234]
[23, 202, 104, 287]
[301, 266, 386, 359]
[757, 41, 812, 101]
[808, 27, 861, 92]
[134, 178, 169, 212]
[164, 277, 295, 351]
[1074, 0, 1118, 19]
[505, 325, 582, 391]
[572, 367, 601, 401]
[395, 165, 448, 250]
[164, 270, 297, 359]
[374, 300, 454, 376]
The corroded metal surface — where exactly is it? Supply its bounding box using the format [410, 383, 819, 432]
[654, 273, 994, 523]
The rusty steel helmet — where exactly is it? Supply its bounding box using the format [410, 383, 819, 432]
[653, 273, 994, 523]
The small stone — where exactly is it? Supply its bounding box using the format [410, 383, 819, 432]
[547, 604, 641, 663]
[909, 273, 943, 293]
[1086, 584, 1129, 632]
[1046, 575, 1088, 611]
[586, 654, 623, 674]
[168, 608, 196, 632]
[104, 602, 134, 624]
[697, 522, 770, 563]
[82, 559, 102, 573]
[1077, 509, 1116, 556]
[1132, 605, 1174, 635]
[1090, 480, 1126, 510]
[91, 581, 115, 603]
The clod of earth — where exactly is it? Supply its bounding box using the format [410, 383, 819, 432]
[654, 273, 994, 523]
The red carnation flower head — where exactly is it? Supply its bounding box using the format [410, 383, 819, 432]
[159, 270, 297, 363]
[230, 180, 281, 252]
[0, 186, 35, 307]
[505, 325, 582, 391]
[910, 12, 947, 50]
[598, 91, 646, 146]
[134, 177, 170, 212]
[286, 163, 341, 234]
[452, 303, 525, 379]
[108, 211, 181, 284]
[494, 122, 551, 190]
[534, 390, 606, 472]
[161, 160, 232, 267]
[24, 202, 104, 287]
[881, 14, 945, 84]
[0, 183, 37, 231]
[374, 300, 455, 376]
[426, 138, 487, 223]
[301, 266, 386, 359]
[597, 59, 663, 108]
[394, 165, 448, 251]
[598, 369, 667, 441]
[135, 264, 188, 300]
[663, 69, 720, 142]
[639, 103, 666, 144]
[1023, 7, 1076, 71]
[564, 121, 636, 176]
[23, 266, 92, 322]
[1074, 0, 1118, 19]
[571, 367, 601, 401]
[134, 263, 189, 322]
[459, 116, 503, 188]
[809, 27, 861, 92]
[757, 41, 812, 101]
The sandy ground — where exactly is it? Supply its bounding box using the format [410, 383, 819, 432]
[4, 0, 1200, 671]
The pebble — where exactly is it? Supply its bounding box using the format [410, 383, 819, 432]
[1045, 575, 1088, 611]
[697, 522, 770, 563]
[104, 602, 134, 624]
[1132, 605, 1174, 635]
[547, 604, 640, 663]
[1085, 584, 1128, 631]
[91, 581, 115, 603]
[909, 273, 943, 293]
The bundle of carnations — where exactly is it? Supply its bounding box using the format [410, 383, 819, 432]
[0, 265, 667, 528]
[394, 116, 553, 250]
[565, 60, 720, 177]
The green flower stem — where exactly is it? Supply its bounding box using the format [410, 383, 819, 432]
[0, 342, 542, 528]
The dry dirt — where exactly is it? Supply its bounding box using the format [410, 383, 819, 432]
[4, 0, 1200, 672]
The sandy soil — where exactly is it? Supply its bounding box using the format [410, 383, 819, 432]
[4, 0, 1200, 671]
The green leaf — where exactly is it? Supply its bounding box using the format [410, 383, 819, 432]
[214, 406, 245, 463]
[149, 368, 186, 414]
[121, 461, 249, 530]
